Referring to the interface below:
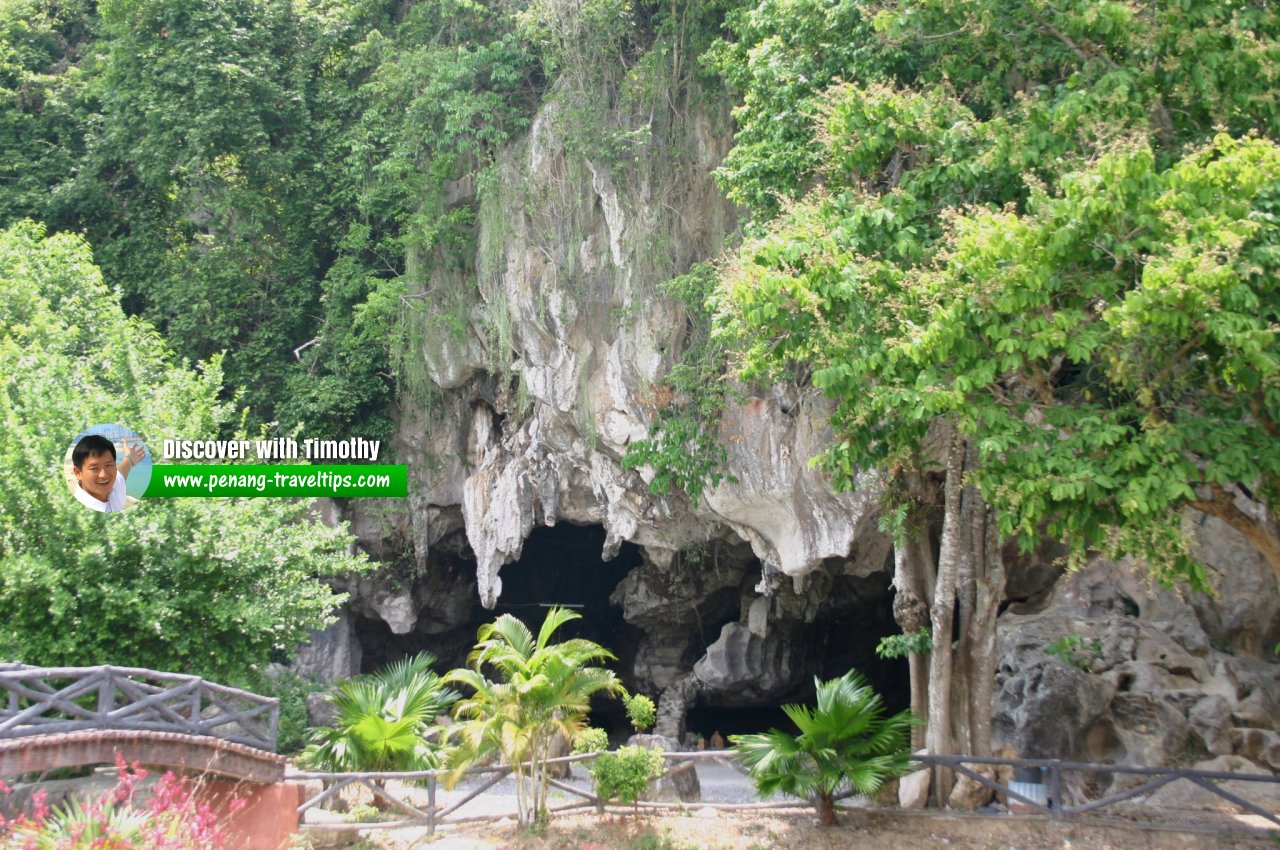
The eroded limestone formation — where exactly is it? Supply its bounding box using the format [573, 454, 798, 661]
[298, 73, 1279, 773]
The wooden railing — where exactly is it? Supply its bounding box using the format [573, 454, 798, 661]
[916, 753, 1280, 828]
[293, 750, 1279, 838]
[0, 664, 278, 751]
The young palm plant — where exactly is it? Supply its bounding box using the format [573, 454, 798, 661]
[300, 652, 458, 804]
[732, 670, 916, 826]
[444, 606, 622, 826]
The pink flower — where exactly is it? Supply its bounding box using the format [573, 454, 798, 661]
[31, 790, 48, 822]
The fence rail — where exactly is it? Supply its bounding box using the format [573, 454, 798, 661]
[293, 749, 1279, 838]
[0, 664, 278, 751]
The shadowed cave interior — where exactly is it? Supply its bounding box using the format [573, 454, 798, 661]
[353, 522, 908, 739]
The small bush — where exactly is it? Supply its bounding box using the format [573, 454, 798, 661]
[624, 693, 656, 732]
[590, 745, 665, 808]
[875, 627, 932, 659]
[573, 727, 610, 755]
[1045, 635, 1103, 671]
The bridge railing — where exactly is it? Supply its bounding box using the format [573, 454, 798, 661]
[0, 664, 278, 751]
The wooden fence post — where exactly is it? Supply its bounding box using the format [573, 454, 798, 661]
[1049, 760, 1063, 821]
[427, 775, 437, 837]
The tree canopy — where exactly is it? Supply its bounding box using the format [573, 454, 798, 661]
[0, 221, 365, 681]
[709, 0, 1280, 588]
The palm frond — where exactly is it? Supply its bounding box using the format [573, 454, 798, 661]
[731, 669, 915, 822]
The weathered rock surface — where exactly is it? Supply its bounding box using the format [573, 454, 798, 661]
[294, 608, 361, 683]
[1144, 755, 1280, 814]
[994, 556, 1279, 780]
[293, 50, 1279, 789]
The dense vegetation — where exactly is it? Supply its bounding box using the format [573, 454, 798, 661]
[0, 222, 364, 681]
[0, 0, 732, 444]
[2, 0, 1277, 793]
[704, 0, 1280, 799]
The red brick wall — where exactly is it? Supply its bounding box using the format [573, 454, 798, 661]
[198, 780, 301, 850]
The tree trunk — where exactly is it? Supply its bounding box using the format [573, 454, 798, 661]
[1191, 483, 1280, 586]
[893, 511, 933, 751]
[927, 427, 965, 805]
[967, 505, 1003, 757]
[815, 793, 838, 826]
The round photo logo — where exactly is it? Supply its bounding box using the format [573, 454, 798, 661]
[63, 424, 152, 513]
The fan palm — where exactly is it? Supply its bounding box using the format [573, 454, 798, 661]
[300, 652, 458, 799]
[732, 670, 916, 826]
[444, 606, 622, 826]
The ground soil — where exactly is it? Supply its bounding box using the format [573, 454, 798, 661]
[331, 807, 1277, 850]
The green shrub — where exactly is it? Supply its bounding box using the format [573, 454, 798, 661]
[875, 628, 933, 660]
[590, 745, 665, 809]
[733, 670, 916, 826]
[624, 693, 657, 733]
[1045, 636, 1103, 672]
[573, 727, 610, 755]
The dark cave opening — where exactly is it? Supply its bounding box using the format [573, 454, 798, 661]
[490, 524, 640, 650]
[354, 523, 643, 735]
[810, 579, 911, 713]
[494, 524, 643, 736]
[350, 525, 910, 743]
[687, 571, 910, 741]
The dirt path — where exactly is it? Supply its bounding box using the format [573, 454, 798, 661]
[331, 808, 1275, 850]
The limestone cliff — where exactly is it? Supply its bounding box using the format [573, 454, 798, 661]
[296, 68, 1279, 773]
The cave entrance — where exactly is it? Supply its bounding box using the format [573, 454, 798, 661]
[493, 523, 642, 734]
[686, 570, 910, 742]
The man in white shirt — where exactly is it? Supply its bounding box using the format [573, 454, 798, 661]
[71, 434, 145, 513]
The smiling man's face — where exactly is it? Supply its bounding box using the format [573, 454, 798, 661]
[74, 450, 118, 502]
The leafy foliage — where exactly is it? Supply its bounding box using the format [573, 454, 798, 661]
[300, 653, 457, 775]
[623, 263, 734, 506]
[589, 744, 665, 809]
[445, 607, 622, 826]
[711, 0, 1280, 587]
[0, 0, 543, 442]
[731, 670, 915, 826]
[1045, 636, 1104, 673]
[0, 222, 364, 681]
[624, 692, 657, 732]
[875, 628, 932, 661]
[572, 727, 610, 755]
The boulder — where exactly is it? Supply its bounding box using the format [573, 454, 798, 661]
[293, 609, 361, 683]
[1186, 512, 1280, 657]
[305, 692, 338, 729]
[898, 766, 930, 809]
[947, 768, 996, 810]
[1230, 728, 1280, 772]
[994, 653, 1115, 759]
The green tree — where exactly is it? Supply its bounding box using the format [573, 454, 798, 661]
[710, 0, 1280, 801]
[300, 652, 458, 800]
[0, 221, 364, 681]
[0, 0, 93, 228]
[731, 670, 915, 826]
[444, 606, 622, 826]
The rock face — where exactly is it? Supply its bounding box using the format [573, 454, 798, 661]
[300, 70, 901, 726]
[994, 554, 1280, 776]
[297, 58, 1279, 771]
